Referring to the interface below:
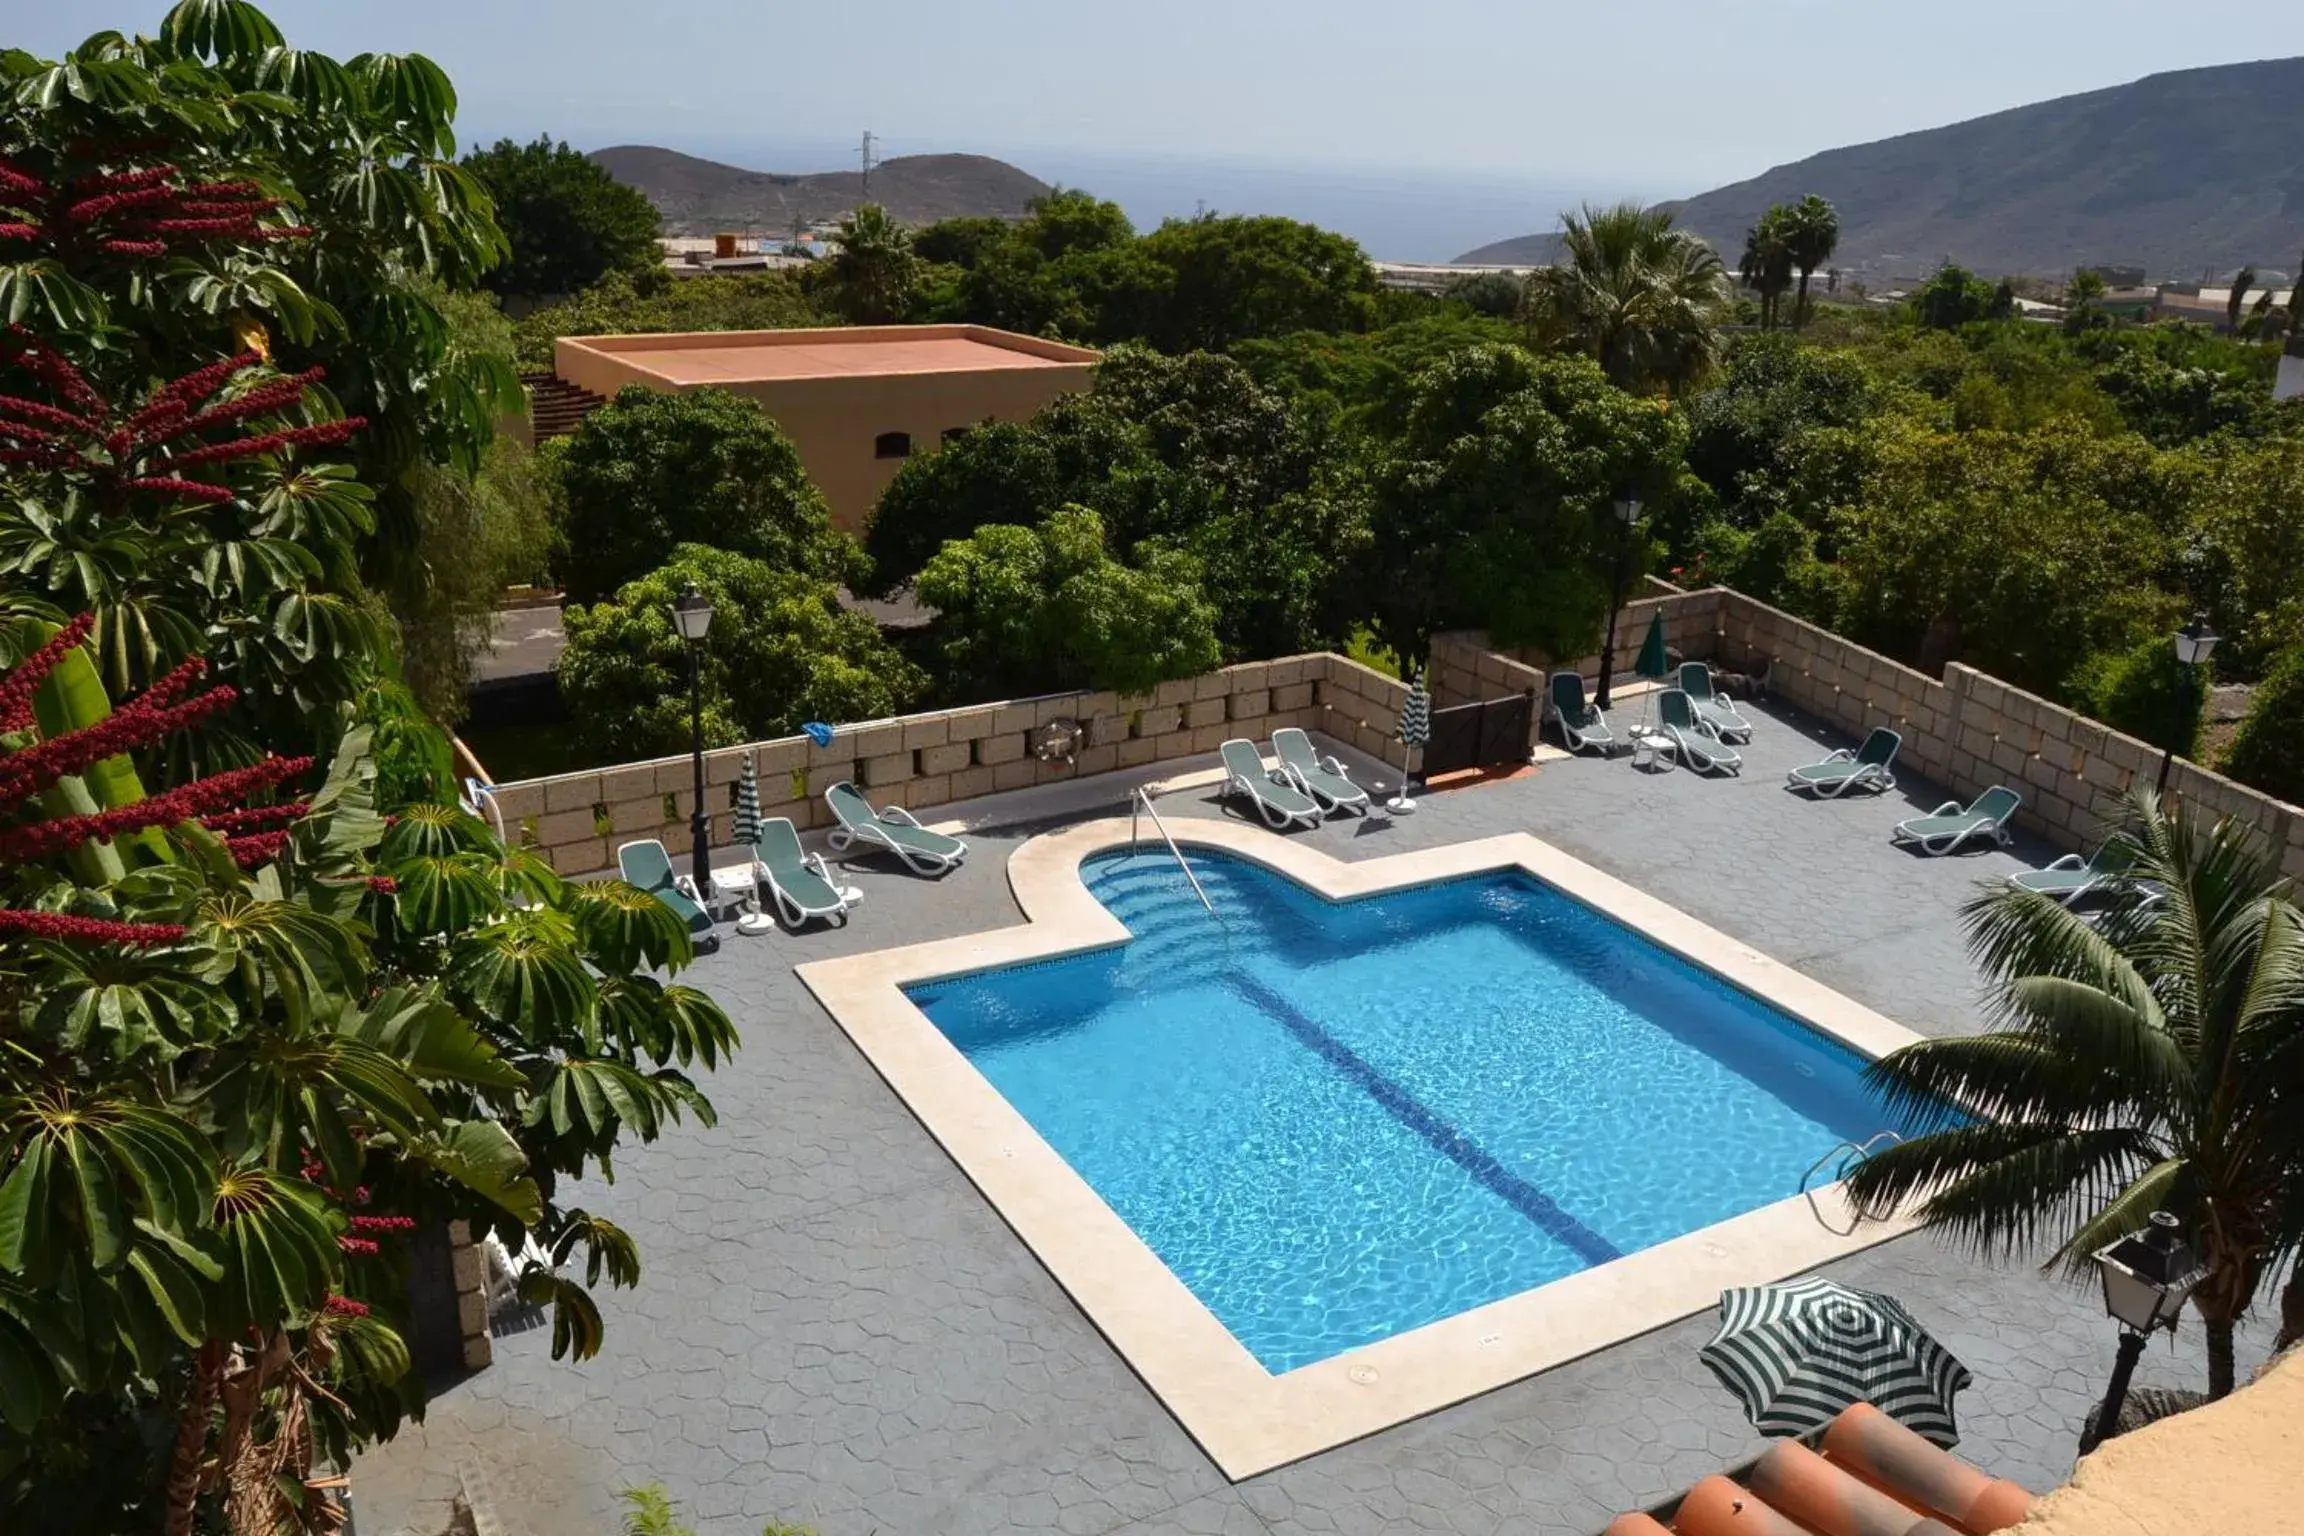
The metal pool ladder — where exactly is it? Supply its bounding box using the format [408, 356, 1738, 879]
[1129, 786, 1213, 913]
[1801, 1131, 1902, 1235]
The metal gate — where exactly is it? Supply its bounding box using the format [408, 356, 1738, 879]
[1418, 689, 1535, 777]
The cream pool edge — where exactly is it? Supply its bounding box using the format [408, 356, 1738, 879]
[795, 820, 1928, 1480]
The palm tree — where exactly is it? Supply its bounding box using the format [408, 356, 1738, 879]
[1845, 792, 2304, 1400]
[825, 202, 921, 324]
[1521, 201, 1730, 396]
[1740, 207, 1795, 330]
[1780, 194, 1841, 324]
[2226, 267, 2256, 333]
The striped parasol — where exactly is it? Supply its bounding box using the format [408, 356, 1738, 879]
[1388, 671, 1431, 814]
[1700, 1276, 1973, 1447]
[1397, 671, 1431, 748]
[732, 750, 762, 848]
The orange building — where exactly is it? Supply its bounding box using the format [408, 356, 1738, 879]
[543, 325, 1101, 533]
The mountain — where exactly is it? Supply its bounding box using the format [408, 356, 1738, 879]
[1457, 58, 2304, 279]
[590, 146, 1050, 235]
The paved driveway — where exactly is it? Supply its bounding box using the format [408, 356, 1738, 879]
[355, 699, 2266, 1536]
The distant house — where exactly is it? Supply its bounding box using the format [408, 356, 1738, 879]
[539, 325, 1100, 531]
[2151, 284, 2294, 329]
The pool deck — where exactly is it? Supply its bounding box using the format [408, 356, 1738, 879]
[355, 697, 2270, 1536]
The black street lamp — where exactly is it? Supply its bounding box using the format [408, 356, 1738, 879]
[670, 583, 716, 911]
[2156, 614, 2219, 795]
[2078, 1211, 2205, 1455]
[1593, 491, 1642, 711]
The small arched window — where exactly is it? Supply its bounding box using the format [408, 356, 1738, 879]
[874, 431, 912, 460]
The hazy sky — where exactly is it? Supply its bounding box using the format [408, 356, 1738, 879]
[10, 1, 2301, 198]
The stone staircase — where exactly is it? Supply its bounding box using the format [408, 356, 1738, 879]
[519, 371, 606, 442]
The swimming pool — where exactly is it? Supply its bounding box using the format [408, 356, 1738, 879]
[909, 849, 1897, 1374]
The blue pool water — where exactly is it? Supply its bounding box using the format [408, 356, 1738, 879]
[908, 850, 1894, 1373]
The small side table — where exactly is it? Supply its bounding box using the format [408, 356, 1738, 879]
[1629, 729, 1670, 771]
[707, 866, 758, 920]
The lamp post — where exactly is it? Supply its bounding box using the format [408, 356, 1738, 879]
[670, 583, 716, 907]
[2156, 614, 2219, 795]
[2078, 1211, 2205, 1455]
[1593, 491, 1642, 711]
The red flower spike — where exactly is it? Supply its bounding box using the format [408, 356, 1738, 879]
[322, 1295, 372, 1318]
[0, 611, 96, 731]
[367, 876, 398, 894]
[0, 909, 187, 947]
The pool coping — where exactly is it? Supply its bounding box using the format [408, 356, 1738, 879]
[795, 819, 1926, 1480]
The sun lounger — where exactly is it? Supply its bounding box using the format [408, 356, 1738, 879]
[1271, 727, 1369, 814]
[825, 780, 968, 875]
[1787, 727, 1902, 798]
[1655, 688, 1743, 775]
[1678, 662, 1754, 741]
[2010, 837, 2139, 902]
[1549, 671, 1619, 755]
[1219, 738, 1323, 828]
[616, 839, 718, 953]
[1893, 786, 2022, 856]
[750, 818, 862, 927]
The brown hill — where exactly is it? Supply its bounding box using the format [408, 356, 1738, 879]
[1458, 57, 2304, 279]
[590, 145, 1050, 236]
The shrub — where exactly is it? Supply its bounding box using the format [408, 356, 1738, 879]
[553, 387, 867, 604]
[2223, 644, 2304, 805]
[557, 546, 923, 764]
[2065, 636, 2208, 758]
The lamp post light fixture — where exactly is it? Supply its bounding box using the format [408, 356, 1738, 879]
[1593, 491, 1642, 712]
[2077, 1211, 2205, 1455]
[2156, 613, 2219, 795]
[670, 583, 716, 921]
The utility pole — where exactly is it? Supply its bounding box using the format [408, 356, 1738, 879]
[859, 130, 877, 202]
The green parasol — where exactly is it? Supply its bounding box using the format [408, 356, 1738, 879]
[1633, 611, 1670, 731]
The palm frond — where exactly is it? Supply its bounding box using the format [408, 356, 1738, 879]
[1861, 1032, 2140, 1129]
[2047, 1157, 2187, 1281]
[1844, 1122, 2159, 1260]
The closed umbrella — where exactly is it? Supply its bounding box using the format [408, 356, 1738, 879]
[1700, 1276, 1974, 1447]
[1389, 671, 1431, 815]
[1633, 610, 1671, 734]
[732, 750, 762, 848]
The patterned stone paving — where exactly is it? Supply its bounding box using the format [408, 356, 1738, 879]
[354, 698, 2270, 1536]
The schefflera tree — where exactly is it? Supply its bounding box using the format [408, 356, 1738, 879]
[0, 613, 740, 1533]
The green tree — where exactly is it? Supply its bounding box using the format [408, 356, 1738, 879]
[556, 544, 923, 762]
[2064, 634, 2209, 758]
[2222, 642, 2304, 805]
[551, 386, 867, 604]
[1911, 264, 2000, 330]
[816, 202, 921, 324]
[1362, 345, 1688, 660]
[461, 136, 663, 299]
[1681, 334, 1886, 531]
[2062, 269, 2109, 334]
[1780, 194, 1841, 324]
[1829, 415, 2176, 695]
[1739, 207, 1795, 331]
[1016, 187, 1135, 261]
[865, 348, 1363, 661]
[1846, 793, 2304, 1401]
[1230, 311, 1522, 436]
[912, 507, 1222, 698]
[1522, 202, 1730, 395]
[1444, 270, 1526, 319]
[2225, 267, 2255, 333]
[1122, 214, 1379, 350]
[912, 214, 1014, 270]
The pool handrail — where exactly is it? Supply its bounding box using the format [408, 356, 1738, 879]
[1801, 1131, 1901, 1234]
[1129, 786, 1214, 914]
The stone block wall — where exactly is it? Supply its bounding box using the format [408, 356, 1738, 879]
[490, 653, 1410, 875]
[1435, 586, 2304, 879]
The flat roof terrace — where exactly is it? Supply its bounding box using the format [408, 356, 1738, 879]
[555, 325, 1099, 389]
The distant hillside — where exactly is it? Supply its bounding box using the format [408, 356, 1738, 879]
[590, 146, 1050, 235]
[1458, 57, 2304, 279]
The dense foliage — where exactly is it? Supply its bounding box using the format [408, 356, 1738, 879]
[1363, 346, 1687, 660]
[0, 8, 737, 1528]
[461, 135, 663, 299]
[557, 544, 922, 762]
[912, 506, 1222, 698]
[1522, 202, 1730, 396]
[550, 386, 868, 604]
[811, 202, 920, 325]
[867, 347, 1366, 665]
[2222, 643, 2304, 805]
[510, 269, 824, 368]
